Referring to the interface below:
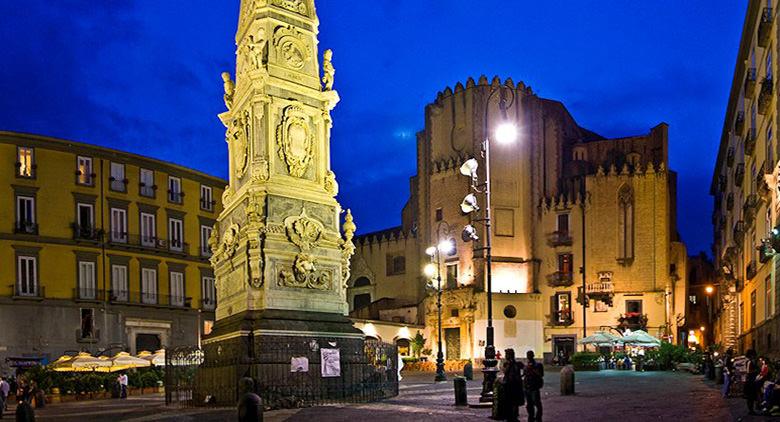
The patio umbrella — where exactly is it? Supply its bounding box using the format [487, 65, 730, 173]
[578, 331, 621, 346]
[50, 353, 112, 372]
[621, 330, 661, 346]
[137, 349, 165, 366]
[110, 352, 151, 371]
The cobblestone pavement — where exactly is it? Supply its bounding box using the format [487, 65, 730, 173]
[0, 368, 768, 421]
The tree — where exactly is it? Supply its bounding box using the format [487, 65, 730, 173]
[411, 331, 426, 358]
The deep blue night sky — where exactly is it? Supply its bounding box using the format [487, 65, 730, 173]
[0, 1, 746, 255]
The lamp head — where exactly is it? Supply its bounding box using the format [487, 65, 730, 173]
[462, 225, 479, 242]
[495, 122, 518, 144]
[705, 286, 714, 294]
[460, 193, 479, 214]
[425, 246, 437, 257]
[459, 158, 479, 178]
[438, 239, 455, 255]
[423, 263, 436, 278]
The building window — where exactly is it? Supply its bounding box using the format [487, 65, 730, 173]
[446, 262, 459, 289]
[435, 208, 443, 222]
[554, 292, 572, 323]
[766, 276, 774, 320]
[618, 185, 634, 262]
[15, 195, 37, 234]
[78, 261, 97, 299]
[111, 264, 129, 301]
[200, 225, 213, 257]
[200, 185, 213, 211]
[170, 271, 185, 307]
[141, 268, 158, 304]
[168, 218, 184, 252]
[76, 156, 93, 185]
[139, 168, 155, 197]
[168, 176, 183, 203]
[768, 124, 774, 168]
[80, 309, 95, 339]
[353, 293, 371, 310]
[140, 212, 156, 247]
[739, 301, 745, 333]
[768, 50, 773, 81]
[626, 300, 643, 315]
[109, 162, 126, 192]
[750, 290, 757, 328]
[110, 208, 127, 243]
[202, 276, 216, 310]
[16, 255, 38, 297]
[558, 253, 573, 275]
[557, 213, 570, 236]
[386, 254, 406, 276]
[16, 146, 34, 178]
[75, 203, 94, 239]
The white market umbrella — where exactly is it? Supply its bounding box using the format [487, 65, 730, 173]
[621, 330, 661, 347]
[137, 349, 166, 366]
[578, 331, 621, 346]
[110, 352, 151, 371]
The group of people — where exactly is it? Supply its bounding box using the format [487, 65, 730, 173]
[722, 348, 780, 416]
[501, 349, 545, 422]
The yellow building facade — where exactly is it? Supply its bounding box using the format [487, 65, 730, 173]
[712, 1, 778, 356]
[0, 131, 224, 369]
[349, 77, 688, 363]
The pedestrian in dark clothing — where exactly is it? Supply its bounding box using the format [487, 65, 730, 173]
[523, 350, 544, 422]
[502, 349, 525, 422]
[723, 348, 734, 397]
[745, 349, 760, 415]
[237, 377, 262, 422]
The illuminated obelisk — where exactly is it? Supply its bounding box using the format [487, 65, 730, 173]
[201, 0, 361, 405]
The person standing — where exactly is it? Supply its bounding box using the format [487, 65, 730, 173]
[118, 373, 128, 399]
[0, 377, 8, 419]
[722, 348, 734, 398]
[502, 349, 525, 422]
[745, 349, 760, 415]
[523, 350, 544, 422]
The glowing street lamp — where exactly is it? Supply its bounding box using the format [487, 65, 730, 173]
[705, 286, 714, 295]
[424, 237, 453, 382]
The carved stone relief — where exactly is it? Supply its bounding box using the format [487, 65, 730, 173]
[212, 223, 241, 264]
[274, 26, 310, 70]
[324, 170, 338, 195]
[276, 105, 314, 178]
[271, 0, 308, 16]
[251, 158, 270, 183]
[230, 111, 252, 179]
[277, 209, 330, 290]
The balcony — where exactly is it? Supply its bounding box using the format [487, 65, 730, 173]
[110, 291, 191, 308]
[759, 7, 774, 48]
[73, 288, 104, 302]
[14, 221, 38, 235]
[726, 192, 734, 211]
[10, 284, 44, 300]
[108, 289, 129, 303]
[71, 224, 103, 241]
[727, 147, 736, 167]
[585, 281, 614, 296]
[759, 77, 774, 115]
[139, 183, 156, 198]
[107, 234, 190, 256]
[549, 310, 574, 327]
[745, 127, 757, 156]
[733, 220, 746, 243]
[546, 271, 574, 287]
[746, 260, 758, 280]
[202, 298, 216, 311]
[168, 190, 184, 204]
[109, 177, 128, 192]
[760, 240, 775, 263]
[743, 193, 760, 225]
[735, 163, 745, 187]
[745, 67, 757, 98]
[734, 111, 745, 135]
[547, 231, 572, 247]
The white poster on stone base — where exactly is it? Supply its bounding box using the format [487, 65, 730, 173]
[291, 356, 309, 372]
[321, 348, 340, 377]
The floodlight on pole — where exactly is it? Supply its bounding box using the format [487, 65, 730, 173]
[462, 224, 479, 242]
[460, 193, 480, 214]
[423, 263, 436, 278]
[438, 239, 455, 255]
[459, 158, 479, 179]
[425, 246, 437, 257]
[494, 122, 518, 145]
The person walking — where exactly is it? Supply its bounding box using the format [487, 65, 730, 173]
[502, 349, 525, 422]
[745, 349, 760, 415]
[523, 350, 544, 422]
[0, 377, 8, 419]
[118, 372, 128, 399]
[722, 348, 734, 398]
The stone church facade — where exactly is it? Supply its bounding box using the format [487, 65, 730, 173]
[348, 77, 688, 362]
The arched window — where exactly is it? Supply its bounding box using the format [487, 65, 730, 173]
[353, 277, 371, 287]
[618, 185, 634, 263]
[396, 338, 411, 356]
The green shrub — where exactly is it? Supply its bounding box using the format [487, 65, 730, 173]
[571, 352, 601, 370]
[139, 371, 158, 388]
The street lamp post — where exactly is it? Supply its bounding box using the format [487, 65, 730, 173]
[425, 240, 454, 382]
[459, 85, 517, 403]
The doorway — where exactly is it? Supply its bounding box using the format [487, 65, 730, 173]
[444, 327, 461, 359]
[553, 335, 575, 365]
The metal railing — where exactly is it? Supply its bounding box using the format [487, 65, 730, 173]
[108, 234, 190, 255]
[72, 224, 102, 241]
[549, 311, 574, 327]
[200, 199, 214, 212]
[73, 287, 104, 301]
[201, 298, 216, 311]
[11, 284, 44, 299]
[734, 111, 745, 135]
[745, 67, 757, 98]
[759, 77, 774, 114]
[139, 184, 155, 197]
[586, 281, 614, 294]
[759, 7, 774, 47]
[168, 191, 184, 204]
[14, 221, 38, 235]
[745, 127, 757, 156]
[546, 271, 574, 287]
[547, 231, 572, 247]
[109, 178, 127, 192]
[111, 290, 192, 307]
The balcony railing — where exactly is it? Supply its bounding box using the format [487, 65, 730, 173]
[743, 193, 760, 225]
[110, 290, 192, 308]
[109, 178, 128, 192]
[734, 220, 746, 243]
[168, 190, 184, 204]
[745, 67, 757, 98]
[201, 298, 216, 311]
[759, 168, 771, 198]
[14, 221, 38, 235]
[735, 163, 745, 187]
[549, 310, 574, 327]
[10, 284, 44, 299]
[200, 199, 215, 212]
[746, 260, 758, 280]
[734, 111, 745, 135]
[108, 234, 190, 255]
[547, 231, 572, 247]
[759, 7, 774, 47]
[108, 289, 129, 303]
[546, 271, 574, 287]
[73, 288, 104, 301]
[586, 281, 614, 295]
[72, 224, 103, 241]
[139, 183, 155, 197]
[745, 127, 757, 156]
[727, 147, 735, 167]
[759, 77, 774, 115]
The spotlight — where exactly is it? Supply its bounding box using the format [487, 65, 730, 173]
[423, 263, 436, 278]
[462, 225, 479, 242]
[459, 158, 478, 179]
[705, 286, 714, 294]
[494, 122, 518, 144]
[460, 193, 479, 214]
[425, 246, 437, 257]
[438, 239, 455, 255]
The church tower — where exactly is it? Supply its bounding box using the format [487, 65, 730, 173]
[202, 0, 361, 403]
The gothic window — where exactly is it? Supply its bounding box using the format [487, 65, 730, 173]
[617, 185, 634, 263]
